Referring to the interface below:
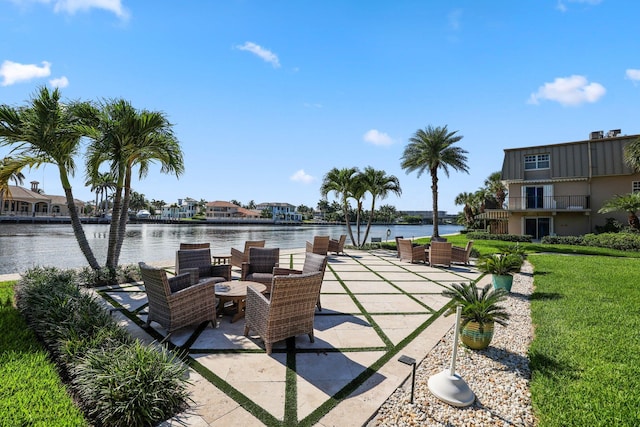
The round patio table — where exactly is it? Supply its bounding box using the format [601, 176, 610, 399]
[215, 281, 266, 323]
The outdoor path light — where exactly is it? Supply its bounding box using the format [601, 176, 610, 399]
[397, 354, 416, 403]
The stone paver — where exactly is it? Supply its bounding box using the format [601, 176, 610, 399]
[63, 248, 482, 426]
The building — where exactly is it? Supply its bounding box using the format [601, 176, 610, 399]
[491, 129, 640, 238]
[255, 202, 302, 222]
[0, 182, 84, 217]
[160, 198, 199, 219]
[205, 201, 260, 219]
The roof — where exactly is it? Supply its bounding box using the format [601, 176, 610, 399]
[206, 200, 241, 208]
[3, 185, 50, 201]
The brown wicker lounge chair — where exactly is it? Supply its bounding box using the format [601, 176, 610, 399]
[428, 241, 452, 267]
[397, 238, 426, 263]
[305, 235, 330, 256]
[175, 243, 210, 271]
[328, 234, 347, 255]
[395, 236, 404, 258]
[452, 241, 473, 265]
[176, 248, 231, 283]
[273, 252, 328, 310]
[230, 240, 266, 268]
[241, 247, 280, 287]
[139, 262, 217, 335]
[244, 271, 324, 354]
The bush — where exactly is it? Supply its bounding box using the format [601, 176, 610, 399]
[595, 217, 624, 234]
[541, 235, 584, 245]
[77, 264, 141, 287]
[466, 232, 533, 242]
[14, 267, 189, 426]
[582, 232, 640, 251]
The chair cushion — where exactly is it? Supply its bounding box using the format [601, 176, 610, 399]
[169, 274, 192, 293]
[246, 272, 273, 283]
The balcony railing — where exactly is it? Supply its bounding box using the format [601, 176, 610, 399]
[507, 195, 590, 211]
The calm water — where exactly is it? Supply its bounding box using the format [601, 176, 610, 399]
[0, 223, 462, 274]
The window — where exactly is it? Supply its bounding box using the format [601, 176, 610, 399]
[524, 154, 550, 170]
[633, 181, 640, 193]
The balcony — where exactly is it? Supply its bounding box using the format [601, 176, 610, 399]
[506, 195, 590, 211]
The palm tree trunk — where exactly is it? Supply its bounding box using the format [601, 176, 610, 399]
[106, 177, 124, 268]
[343, 197, 356, 246]
[431, 168, 440, 238]
[62, 184, 100, 269]
[362, 200, 376, 245]
[112, 170, 132, 267]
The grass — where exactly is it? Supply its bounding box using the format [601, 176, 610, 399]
[527, 255, 640, 426]
[0, 280, 88, 426]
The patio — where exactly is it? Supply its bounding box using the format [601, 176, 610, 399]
[98, 248, 485, 426]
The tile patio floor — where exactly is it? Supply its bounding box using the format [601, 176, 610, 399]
[98, 248, 485, 426]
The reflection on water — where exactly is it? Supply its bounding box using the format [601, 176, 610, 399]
[0, 223, 462, 274]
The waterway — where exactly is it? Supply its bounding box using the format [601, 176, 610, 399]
[0, 223, 462, 274]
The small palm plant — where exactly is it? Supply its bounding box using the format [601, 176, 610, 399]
[476, 253, 523, 292]
[442, 282, 509, 349]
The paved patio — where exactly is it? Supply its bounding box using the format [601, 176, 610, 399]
[98, 248, 485, 426]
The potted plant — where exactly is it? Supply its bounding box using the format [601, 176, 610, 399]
[476, 253, 523, 292]
[442, 282, 510, 349]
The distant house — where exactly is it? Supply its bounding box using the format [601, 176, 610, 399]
[205, 201, 260, 219]
[160, 198, 198, 219]
[486, 129, 640, 238]
[255, 202, 302, 222]
[0, 181, 84, 217]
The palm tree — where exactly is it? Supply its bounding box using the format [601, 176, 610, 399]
[320, 167, 359, 246]
[454, 191, 476, 228]
[0, 87, 100, 269]
[359, 166, 401, 245]
[0, 156, 26, 204]
[484, 171, 507, 208]
[81, 99, 184, 269]
[598, 192, 640, 230]
[85, 171, 116, 216]
[623, 138, 640, 172]
[400, 125, 469, 239]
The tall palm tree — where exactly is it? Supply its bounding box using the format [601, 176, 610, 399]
[85, 171, 116, 215]
[598, 192, 640, 230]
[0, 156, 26, 205]
[320, 167, 359, 246]
[0, 87, 100, 269]
[81, 99, 184, 269]
[401, 125, 469, 239]
[623, 138, 640, 172]
[454, 191, 476, 228]
[359, 166, 401, 245]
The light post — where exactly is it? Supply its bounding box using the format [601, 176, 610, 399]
[398, 355, 417, 403]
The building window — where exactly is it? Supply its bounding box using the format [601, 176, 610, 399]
[633, 181, 640, 193]
[524, 154, 550, 170]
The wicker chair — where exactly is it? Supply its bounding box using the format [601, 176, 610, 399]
[176, 248, 231, 284]
[138, 262, 217, 335]
[395, 236, 404, 258]
[452, 241, 474, 265]
[241, 247, 280, 287]
[328, 234, 347, 255]
[273, 252, 328, 310]
[244, 271, 324, 354]
[230, 240, 266, 268]
[306, 235, 330, 255]
[428, 241, 452, 267]
[397, 238, 426, 263]
[176, 243, 210, 271]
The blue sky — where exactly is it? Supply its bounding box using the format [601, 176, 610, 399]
[1, 0, 639, 214]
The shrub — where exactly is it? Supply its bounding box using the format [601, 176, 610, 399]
[14, 267, 189, 426]
[582, 232, 640, 251]
[466, 232, 533, 242]
[541, 235, 584, 245]
[595, 217, 624, 234]
[73, 341, 189, 427]
[77, 264, 141, 287]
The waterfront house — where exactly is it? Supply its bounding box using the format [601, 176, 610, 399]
[255, 202, 302, 223]
[487, 129, 640, 238]
[160, 198, 198, 220]
[0, 182, 84, 217]
[205, 201, 261, 219]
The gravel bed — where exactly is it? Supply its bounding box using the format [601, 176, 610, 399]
[368, 263, 535, 426]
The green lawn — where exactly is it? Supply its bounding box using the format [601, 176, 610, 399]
[0, 281, 87, 427]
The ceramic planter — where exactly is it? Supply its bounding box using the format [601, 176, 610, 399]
[460, 320, 495, 350]
[492, 274, 513, 292]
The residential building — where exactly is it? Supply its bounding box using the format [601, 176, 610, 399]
[255, 202, 302, 222]
[0, 182, 84, 217]
[492, 129, 640, 238]
[205, 201, 260, 219]
[160, 198, 198, 219]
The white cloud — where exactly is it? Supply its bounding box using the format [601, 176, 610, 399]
[49, 76, 69, 88]
[363, 129, 394, 146]
[11, 0, 129, 19]
[528, 75, 606, 106]
[0, 60, 51, 86]
[448, 9, 463, 31]
[557, 0, 602, 11]
[236, 42, 280, 68]
[290, 169, 315, 184]
[303, 102, 323, 109]
[626, 69, 640, 82]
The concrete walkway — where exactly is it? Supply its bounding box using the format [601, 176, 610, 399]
[18, 248, 484, 426]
